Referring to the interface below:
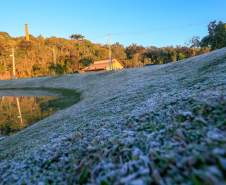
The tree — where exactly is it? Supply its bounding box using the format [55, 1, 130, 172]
[125, 44, 145, 59]
[125, 44, 145, 67]
[200, 21, 226, 50]
[70, 34, 85, 41]
[190, 36, 200, 48]
[111, 42, 127, 60]
[0, 29, 211, 79]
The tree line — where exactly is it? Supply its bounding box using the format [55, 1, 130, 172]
[0, 20, 225, 79]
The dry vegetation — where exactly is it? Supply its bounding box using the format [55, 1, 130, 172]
[0, 32, 209, 79]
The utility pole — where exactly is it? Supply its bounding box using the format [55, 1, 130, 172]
[107, 34, 113, 70]
[10, 48, 16, 79]
[52, 47, 57, 65]
[52, 47, 57, 76]
[47, 46, 57, 76]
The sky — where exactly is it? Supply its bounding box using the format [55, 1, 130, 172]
[0, 0, 225, 47]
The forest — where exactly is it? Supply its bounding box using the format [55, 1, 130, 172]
[0, 21, 225, 79]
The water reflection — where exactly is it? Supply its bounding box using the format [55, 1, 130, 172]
[0, 96, 57, 136]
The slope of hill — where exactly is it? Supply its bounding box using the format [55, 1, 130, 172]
[0, 48, 226, 184]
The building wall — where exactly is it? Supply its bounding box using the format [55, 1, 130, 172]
[106, 60, 124, 70]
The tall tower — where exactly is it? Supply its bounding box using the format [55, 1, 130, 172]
[25, 24, 30, 41]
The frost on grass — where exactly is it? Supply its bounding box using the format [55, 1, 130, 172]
[0, 48, 226, 184]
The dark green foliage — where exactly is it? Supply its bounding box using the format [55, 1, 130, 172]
[0, 122, 15, 135]
[142, 46, 206, 65]
[78, 167, 91, 185]
[70, 34, 85, 40]
[190, 36, 201, 48]
[100, 180, 110, 185]
[49, 63, 65, 75]
[79, 58, 92, 67]
[201, 21, 226, 50]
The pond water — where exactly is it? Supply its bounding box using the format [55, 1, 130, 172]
[0, 95, 58, 136]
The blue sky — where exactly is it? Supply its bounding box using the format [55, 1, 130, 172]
[0, 0, 225, 47]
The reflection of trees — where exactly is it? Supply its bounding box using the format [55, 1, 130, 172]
[16, 97, 23, 127]
[0, 96, 56, 135]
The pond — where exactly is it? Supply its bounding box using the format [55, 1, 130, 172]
[0, 88, 81, 136]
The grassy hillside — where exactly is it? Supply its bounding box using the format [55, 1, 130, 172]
[0, 48, 225, 184]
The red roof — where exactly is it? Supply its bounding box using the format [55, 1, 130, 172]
[83, 59, 111, 71]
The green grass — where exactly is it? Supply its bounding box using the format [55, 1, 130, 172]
[39, 88, 81, 111]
